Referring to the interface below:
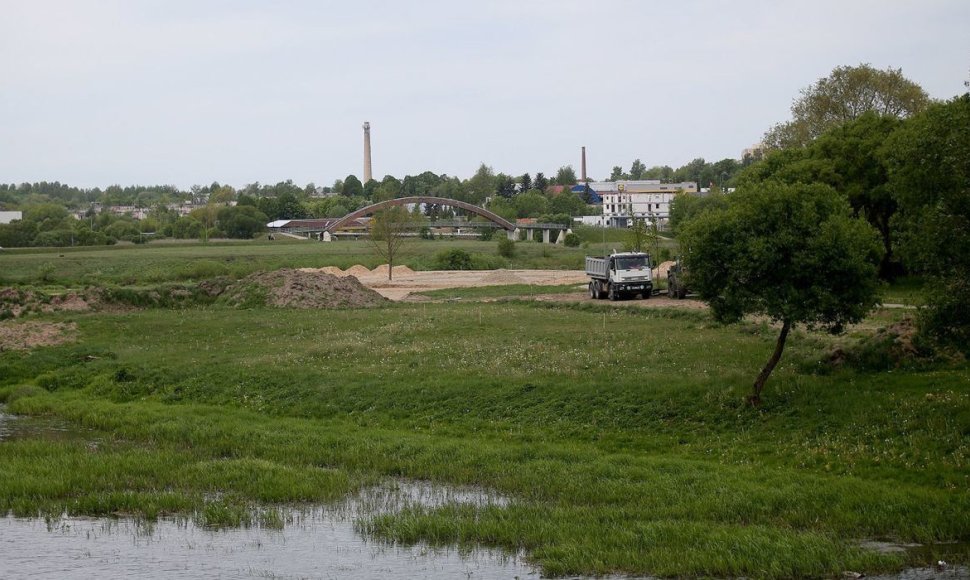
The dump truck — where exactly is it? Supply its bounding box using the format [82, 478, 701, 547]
[585, 252, 652, 300]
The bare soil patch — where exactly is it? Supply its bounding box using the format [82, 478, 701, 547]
[530, 291, 710, 310]
[0, 321, 77, 351]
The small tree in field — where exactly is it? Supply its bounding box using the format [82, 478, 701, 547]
[369, 206, 412, 281]
[682, 181, 882, 405]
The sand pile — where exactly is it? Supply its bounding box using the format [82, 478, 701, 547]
[652, 261, 676, 280]
[298, 266, 347, 277]
[222, 269, 387, 309]
[371, 264, 390, 277]
[345, 265, 372, 277]
[392, 265, 415, 276]
[0, 321, 77, 351]
[479, 270, 529, 285]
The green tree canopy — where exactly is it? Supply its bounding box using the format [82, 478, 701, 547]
[739, 112, 904, 277]
[554, 165, 577, 186]
[883, 94, 970, 351]
[764, 64, 929, 150]
[342, 175, 363, 197]
[218, 205, 268, 239]
[682, 181, 882, 404]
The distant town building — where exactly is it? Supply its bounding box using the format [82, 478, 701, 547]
[0, 211, 23, 224]
[593, 180, 698, 227]
[742, 142, 765, 161]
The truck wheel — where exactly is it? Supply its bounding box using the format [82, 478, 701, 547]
[588, 281, 597, 300]
[608, 284, 618, 301]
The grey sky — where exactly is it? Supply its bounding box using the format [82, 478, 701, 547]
[2, 1, 968, 189]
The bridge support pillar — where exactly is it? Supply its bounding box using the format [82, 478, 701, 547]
[543, 229, 551, 244]
[322, 231, 332, 242]
[507, 229, 517, 241]
[555, 229, 565, 244]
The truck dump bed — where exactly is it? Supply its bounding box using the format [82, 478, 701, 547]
[585, 256, 609, 278]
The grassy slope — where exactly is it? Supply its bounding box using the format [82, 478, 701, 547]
[0, 301, 967, 577]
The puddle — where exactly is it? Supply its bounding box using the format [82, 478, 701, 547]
[0, 405, 92, 443]
[0, 481, 538, 579]
[866, 567, 970, 580]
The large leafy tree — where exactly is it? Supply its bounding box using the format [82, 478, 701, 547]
[883, 94, 970, 352]
[740, 113, 904, 277]
[342, 175, 364, 198]
[217, 205, 268, 239]
[764, 64, 929, 150]
[682, 182, 882, 404]
[629, 159, 646, 180]
[465, 163, 496, 204]
[554, 165, 577, 186]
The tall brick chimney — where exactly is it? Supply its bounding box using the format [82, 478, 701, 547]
[581, 146, 587, 182]
[362, 122, 373, 183]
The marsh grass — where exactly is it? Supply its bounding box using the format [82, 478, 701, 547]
[0, 301, 967, 576]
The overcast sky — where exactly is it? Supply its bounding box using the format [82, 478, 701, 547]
[2, 1, 968, 189]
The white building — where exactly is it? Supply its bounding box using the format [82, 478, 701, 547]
[0, 211, 23, 224]
[593, 180, 698, 228]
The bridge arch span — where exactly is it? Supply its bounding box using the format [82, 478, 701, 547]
[325, 196, 515, 233]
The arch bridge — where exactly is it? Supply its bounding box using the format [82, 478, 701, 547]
[322, 196, 571, 243]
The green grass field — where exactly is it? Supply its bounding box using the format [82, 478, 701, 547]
[0, 242, 963, 577]
[0, 238, 588, 286]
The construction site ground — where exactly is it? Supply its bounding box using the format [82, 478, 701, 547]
[299, 266, 706, 308]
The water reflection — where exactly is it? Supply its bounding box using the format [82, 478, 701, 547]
[0, 481, 536, 579]
[0, 405, 90, 443]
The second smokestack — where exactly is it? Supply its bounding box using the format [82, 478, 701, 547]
[581, 146, 587, 182]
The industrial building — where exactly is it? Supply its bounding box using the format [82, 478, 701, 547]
[592, 180, 698, 228]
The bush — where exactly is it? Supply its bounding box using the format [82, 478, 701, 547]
[497, 237, 516, 258]
[563, 233, 581, 247]
[434, 249, 474, 270]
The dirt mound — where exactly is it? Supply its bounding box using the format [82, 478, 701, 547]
[828, 318, 935, 369]
[479, 270, 529, 285]
[222, 269, 387, 309]
[392, 265, 415, 276]
[653, 261, 676, 280]
[371, 264, 390, 277]
[1, 287, 102, 318]
[345, 265, 372, 277]
[0, 321, 77, 351]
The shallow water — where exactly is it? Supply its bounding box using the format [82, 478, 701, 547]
[1, 407, 963, 579]
[0, 405, 90, 443]
[0, 405, 535, 578]
[0, 481, 536, 579]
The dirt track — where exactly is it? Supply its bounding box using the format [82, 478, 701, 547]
[323, 267, 709, 308]
[331, 269, 592, 301]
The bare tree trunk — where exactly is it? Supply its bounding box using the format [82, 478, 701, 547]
[749, 319, 791, 406]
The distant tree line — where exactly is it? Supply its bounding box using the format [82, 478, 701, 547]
[0, 162, 607, 248]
